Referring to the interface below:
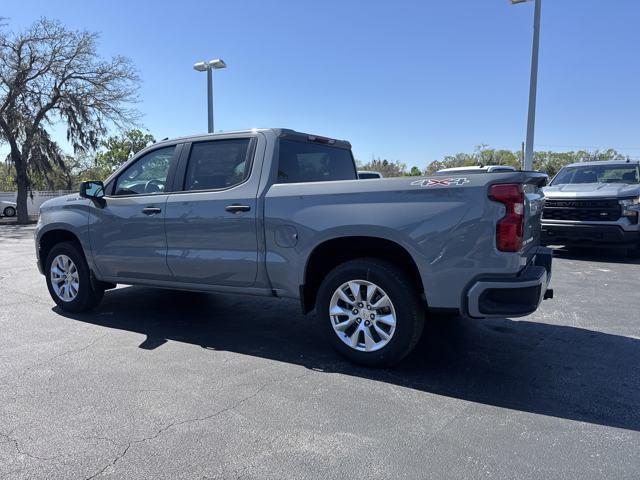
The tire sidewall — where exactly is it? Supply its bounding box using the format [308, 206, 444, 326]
[317, 259, 424, 367]
[45, 242, 98, 313]
[4, 206, 16, 217]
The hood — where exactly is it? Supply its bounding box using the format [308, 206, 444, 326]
[543, 182, 640, 199]
[40, 193, 86, 210]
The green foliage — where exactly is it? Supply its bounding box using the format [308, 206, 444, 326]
[0, 129, 155, 191]
[357, 157, 408, 177]
[409, 166, 423, 176]
[532, 149, 628, 178]
[0, 163, 16, 191]
[93, 129, 155, 178]
[426, 145, 522, 175]
[426, 145, 630, 177]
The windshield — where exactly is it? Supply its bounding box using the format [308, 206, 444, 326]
[551, 164, 640, 186]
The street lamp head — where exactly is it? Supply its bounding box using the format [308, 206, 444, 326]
[193, 59, 227, 72]
[510, 0, 533, 4]
[193, 61, 207, 72]
[209, 58, 227, 70]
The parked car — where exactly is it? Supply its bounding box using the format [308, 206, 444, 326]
[542, 160, 640, 256]
[1, 200, 17, 217]
[437, 165, 517, 174]
[35, 128, 552, 366]
[358, 171, 383, 179]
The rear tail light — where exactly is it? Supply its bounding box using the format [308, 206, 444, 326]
[489, 184, 525, 252]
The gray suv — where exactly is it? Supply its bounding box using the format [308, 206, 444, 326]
[36, 128, 552, 366]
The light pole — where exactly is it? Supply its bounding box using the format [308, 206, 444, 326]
[193, 59, 227, 133]
[511, 0, 542, 171]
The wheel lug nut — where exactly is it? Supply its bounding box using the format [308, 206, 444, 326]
[365, 320, 371, 326]
[356, 317, 361, 323]
[370, 314, 375, 320]
[358, 303, 363, 308]
[353, 309, 359, 314]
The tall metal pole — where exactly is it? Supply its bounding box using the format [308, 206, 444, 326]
[524, 0, 541, 170]
[207, 67, 214, 133]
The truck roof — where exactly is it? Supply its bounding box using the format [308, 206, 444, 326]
[564, 159, 640, 168]
[152, 128, 352, 150]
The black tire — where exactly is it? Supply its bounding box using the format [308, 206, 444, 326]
[45, 241, 104, 312]
[316, 258, 425, 368]
[3, 206, 16, 217]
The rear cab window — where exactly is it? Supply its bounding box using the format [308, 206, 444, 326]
[276, 139, 357, 184]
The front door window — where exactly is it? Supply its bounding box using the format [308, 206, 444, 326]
[114, 146, 175, 196]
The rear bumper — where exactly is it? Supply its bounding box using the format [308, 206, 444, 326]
[466, 247, 553, 319]
[541, 223, 639, 246]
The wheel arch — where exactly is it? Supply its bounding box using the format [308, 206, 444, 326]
[38, 228, 85, 272]
[301, 236, 425, 314]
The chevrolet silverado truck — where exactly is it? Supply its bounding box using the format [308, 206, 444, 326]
[542, 160, 640, 256]
[35, 128, 552, 366]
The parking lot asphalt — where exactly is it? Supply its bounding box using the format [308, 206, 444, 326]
[1, 224, 639, 479]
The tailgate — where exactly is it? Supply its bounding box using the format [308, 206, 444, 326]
[522, 173, 547, 258]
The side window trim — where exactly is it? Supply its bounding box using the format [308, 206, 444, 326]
[171, 141, 192, 192]
[106, 144, 182, 198]
[172, 136, 257, 194]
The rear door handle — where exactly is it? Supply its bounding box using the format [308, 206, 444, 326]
[142, 207, 162, 215]
[225, 204, 251, 213]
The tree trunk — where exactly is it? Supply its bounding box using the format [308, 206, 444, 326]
[14, 153, 30, 224]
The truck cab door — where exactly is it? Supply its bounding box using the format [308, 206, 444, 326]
[164, 135, 262, 287]
[89, 145, 181, 281]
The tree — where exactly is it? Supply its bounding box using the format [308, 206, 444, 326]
[93, 129, 155, 178]
[426, 145, 630, 177]
[0, 18, 139, 223]
[358, 157, 407, 177]
[409, 166, 423, 176]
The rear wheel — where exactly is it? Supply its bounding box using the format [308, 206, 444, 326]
[3, 206, 16, 217]
[45, 241, 104, 312]
[316, 258, 425, 367]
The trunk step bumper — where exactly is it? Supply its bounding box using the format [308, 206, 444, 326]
[466, 247, 553, 319]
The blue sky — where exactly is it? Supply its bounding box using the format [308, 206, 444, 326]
[3, 0, 640, 168]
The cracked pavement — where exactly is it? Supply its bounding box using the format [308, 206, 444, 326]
[1, 225, 639, 479]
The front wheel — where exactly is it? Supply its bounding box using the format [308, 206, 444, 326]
[3, 206, 16, 217]
[316, 258, 425, 367]
[45, 241, 104, 312]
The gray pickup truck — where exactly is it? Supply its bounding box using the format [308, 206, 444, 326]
[542, 160, 640, 255]
[35, 128, 552, 366]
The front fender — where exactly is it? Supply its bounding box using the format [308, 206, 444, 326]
[35, 199, 92, 273]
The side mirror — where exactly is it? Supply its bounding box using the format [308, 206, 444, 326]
[79, 181, 105, 199]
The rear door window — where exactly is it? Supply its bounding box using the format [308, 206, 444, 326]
[277, 139, 357, 183]
[184, 138, 252, 191]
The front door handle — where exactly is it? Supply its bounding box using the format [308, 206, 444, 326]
[225, 204, 251, 213]
[142, 207, 162, 215]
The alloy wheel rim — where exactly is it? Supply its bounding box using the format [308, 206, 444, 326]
[329, 279, 397, 352]
[50, 254, 80, 302]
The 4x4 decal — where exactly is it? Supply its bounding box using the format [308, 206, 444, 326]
[411, 177, 470, 187]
